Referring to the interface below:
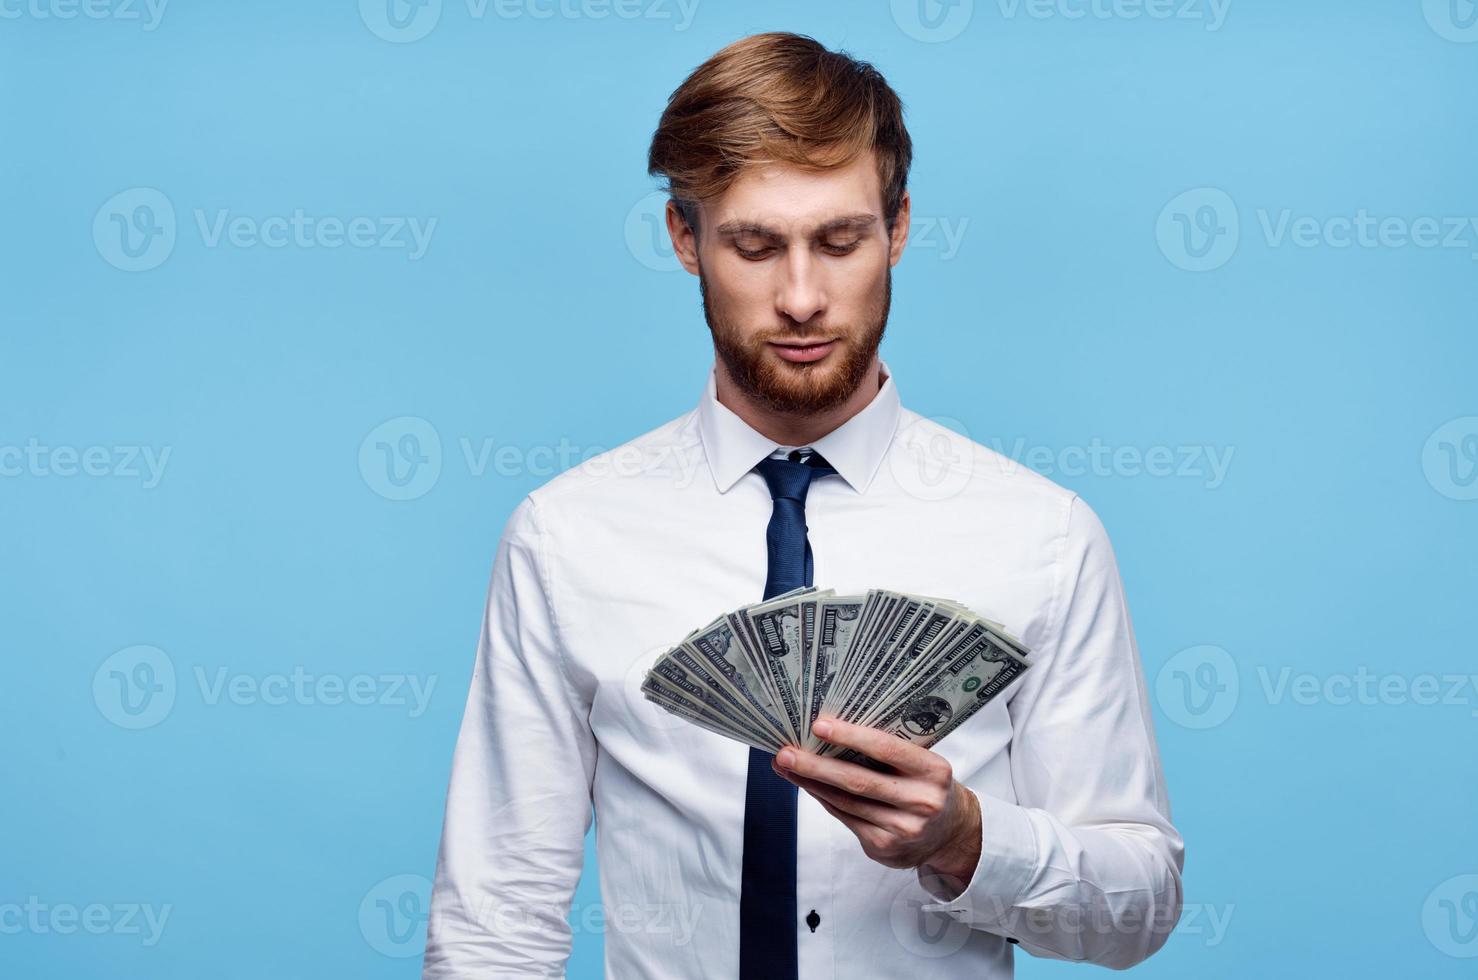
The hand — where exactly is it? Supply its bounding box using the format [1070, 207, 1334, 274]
[772, 715, 982, 898]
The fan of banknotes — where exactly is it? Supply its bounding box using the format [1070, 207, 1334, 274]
[641, 587, 1032, 766]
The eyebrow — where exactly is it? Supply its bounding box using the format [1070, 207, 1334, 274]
[714, 213, 879, 239]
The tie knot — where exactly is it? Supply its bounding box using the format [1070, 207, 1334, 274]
[755, 452, 835, 503]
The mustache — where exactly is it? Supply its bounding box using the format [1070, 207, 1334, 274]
[754, 327, 844, 344]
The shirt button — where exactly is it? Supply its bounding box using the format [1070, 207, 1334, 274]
[805, 909, 821, 933]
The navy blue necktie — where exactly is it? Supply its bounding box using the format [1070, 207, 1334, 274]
[739, 449, 836, 979]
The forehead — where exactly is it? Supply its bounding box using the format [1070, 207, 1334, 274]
[705, 151, 883, 237]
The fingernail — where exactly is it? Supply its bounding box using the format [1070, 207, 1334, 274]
[776, 748, 795, 768]
[812, 719, 832, 737]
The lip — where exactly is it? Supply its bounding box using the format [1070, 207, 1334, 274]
[767, 338, 838, 364]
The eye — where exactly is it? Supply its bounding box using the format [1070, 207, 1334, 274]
[735, 245, 776, 260]
[821, 240, 862, 256]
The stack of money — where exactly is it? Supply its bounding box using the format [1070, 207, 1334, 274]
[641, 588, 1032, 766]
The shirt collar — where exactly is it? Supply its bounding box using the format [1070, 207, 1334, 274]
[695, 358, 902, 494]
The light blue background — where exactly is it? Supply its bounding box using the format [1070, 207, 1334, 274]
[3, 1, 1476, 976]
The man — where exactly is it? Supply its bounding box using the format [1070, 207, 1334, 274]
[423, 31, 1184, 979]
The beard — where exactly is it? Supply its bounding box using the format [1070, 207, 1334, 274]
[700, 262, 890, 415]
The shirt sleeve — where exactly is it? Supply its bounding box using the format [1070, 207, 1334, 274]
[422, 495, 597, 978]
[918, 493, 1185, 969]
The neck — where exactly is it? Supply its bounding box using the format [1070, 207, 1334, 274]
[713, 354, 884, 446]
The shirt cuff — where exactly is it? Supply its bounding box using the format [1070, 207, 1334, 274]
[919, 790, 1039, 927]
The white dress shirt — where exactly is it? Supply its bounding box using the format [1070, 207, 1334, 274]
[422, 360, 1184, 978]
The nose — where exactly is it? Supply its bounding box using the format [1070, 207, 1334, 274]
[775, 248, 825, 325]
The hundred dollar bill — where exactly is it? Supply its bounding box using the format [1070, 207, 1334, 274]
[832, 623, 1031, 763]
[744, 591, 830, 744]
[838, 602, 964, 726]
[642, 674, 781, 752]
[658, 644, 789, 745]
[802, 595, 867, 750]
[683, 617, 791, 740]
[646, 589, 1034, 762]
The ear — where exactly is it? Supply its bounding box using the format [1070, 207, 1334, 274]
[665, 199, 702, 276]
[887, 189, 911, 268]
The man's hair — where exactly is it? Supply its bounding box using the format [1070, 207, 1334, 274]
[646, 31, 912, 240]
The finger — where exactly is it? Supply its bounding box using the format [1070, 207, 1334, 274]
[786, 769, 906, 830]
[812, 716, 942, 778]
[810, 791, 888, 846]
[776, 746, 911, 808]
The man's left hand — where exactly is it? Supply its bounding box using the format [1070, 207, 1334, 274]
[772, 715, 982, 898]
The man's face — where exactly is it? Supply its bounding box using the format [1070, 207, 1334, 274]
[669, 151, 910, 414]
